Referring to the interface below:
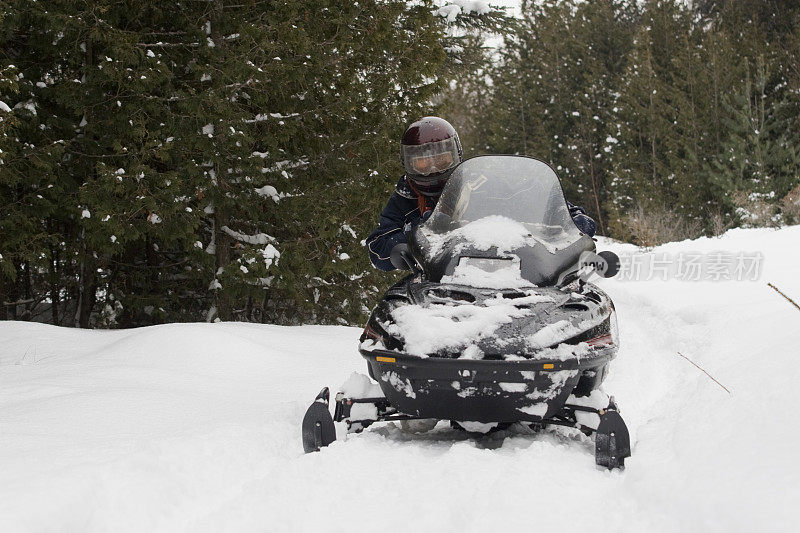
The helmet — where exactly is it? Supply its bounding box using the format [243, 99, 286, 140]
[400, 117, 462, 197]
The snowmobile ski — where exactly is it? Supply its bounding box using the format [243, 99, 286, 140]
[301, 387, 336, 453]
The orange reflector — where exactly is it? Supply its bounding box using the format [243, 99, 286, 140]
[542, 363, 554, 370]
[376, 356, 396, 363]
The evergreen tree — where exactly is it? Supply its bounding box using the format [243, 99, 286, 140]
[479, 0, 637, 235]
[1, 1, 506, 327]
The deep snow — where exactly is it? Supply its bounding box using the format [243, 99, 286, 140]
[2, 226, 799, 532]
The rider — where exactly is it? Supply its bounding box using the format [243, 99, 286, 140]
[365, 116, 596, 271]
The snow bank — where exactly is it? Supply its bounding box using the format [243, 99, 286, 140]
[1, 225, 799, 532]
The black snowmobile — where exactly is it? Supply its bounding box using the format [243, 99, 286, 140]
[302, 155, 631, 468]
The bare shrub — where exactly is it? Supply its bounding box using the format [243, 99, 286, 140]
[623, 204, 704, 247]
[732, 190, 782, 228]
[707, 210, 736, 237]
[780, 183, 800, 224]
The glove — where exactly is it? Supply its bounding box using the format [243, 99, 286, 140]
[390, 242, 415, 271]
[403, 209, 433, 235]
[572, 213, 596, 237]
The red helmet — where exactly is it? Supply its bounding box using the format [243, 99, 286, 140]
[400, 117, 463, 197]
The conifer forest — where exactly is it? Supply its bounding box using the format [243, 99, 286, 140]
[1, 0, 799, 327]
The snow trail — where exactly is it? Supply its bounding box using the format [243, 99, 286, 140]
[1, 226, 799, 532]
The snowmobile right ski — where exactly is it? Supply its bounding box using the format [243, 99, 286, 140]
[595, 408, 631, 469]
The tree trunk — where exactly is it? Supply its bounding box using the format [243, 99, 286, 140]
[0, 273, 8, 321]
[587, 147, 607, 236]
[77, 267, 97, 329]
[50, 246, 60, 325]
[74, 229, 96, 328]
[215, 209, 233, 321]
[22, 261, 32, 320]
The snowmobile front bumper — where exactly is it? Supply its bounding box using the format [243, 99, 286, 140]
[359, 347, 615, 424]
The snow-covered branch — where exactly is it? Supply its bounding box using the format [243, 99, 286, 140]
[220, 225, 275, 245]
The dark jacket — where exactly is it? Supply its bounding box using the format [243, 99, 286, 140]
[366, 176, 596, 271]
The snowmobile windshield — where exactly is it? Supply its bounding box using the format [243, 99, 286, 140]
[415, 156, 590, 286]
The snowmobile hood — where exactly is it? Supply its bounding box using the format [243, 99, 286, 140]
[363, 279, 617, 361]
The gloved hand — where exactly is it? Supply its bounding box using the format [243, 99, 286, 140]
[403, 209, 433, 235]
[390, 242, 415, 271]
[572, 213, 596, 236]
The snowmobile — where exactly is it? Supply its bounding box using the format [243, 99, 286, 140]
[302, 155, 631, 469]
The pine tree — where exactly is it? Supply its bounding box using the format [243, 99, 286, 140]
[478, 0, 637, 235]
[1, 1, 508, 327]
[607, 0, 705, 231]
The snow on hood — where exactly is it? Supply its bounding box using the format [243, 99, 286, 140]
[382, 290, 584, 359]
[385, 293, 531, 357]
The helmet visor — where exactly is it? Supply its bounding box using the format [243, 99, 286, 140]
[402, 137, 460, 177]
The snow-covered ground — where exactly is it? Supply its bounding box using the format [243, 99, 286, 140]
[2, 226, 799, 532]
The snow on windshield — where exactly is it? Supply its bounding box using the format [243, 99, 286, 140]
[418, 156, 582, 257]
[421, 214, 577, 256]
[441, 260, 531, 289]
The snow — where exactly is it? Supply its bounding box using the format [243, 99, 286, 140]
[517, 403, 548, 417]
[385, 293, 529, 357]
[0, 100, 11, 112]
[220, 225, 274, 245]
[435, 1, 491, 22]
[14, 100, 37, 115]
[425, 215, 531, 253]
[261, 243, 280, 268]
[422, 215, 578, 256]
[1, 225, 800, 531]
[459, 421, 498, 433]
[567, 389, 609, 429]
[525, 319, 581, 349]
[254, 184, 281, 202]
[341, 223, 357, 239]
[340, 372, 383, 399]
[441, 260, 531, 289]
